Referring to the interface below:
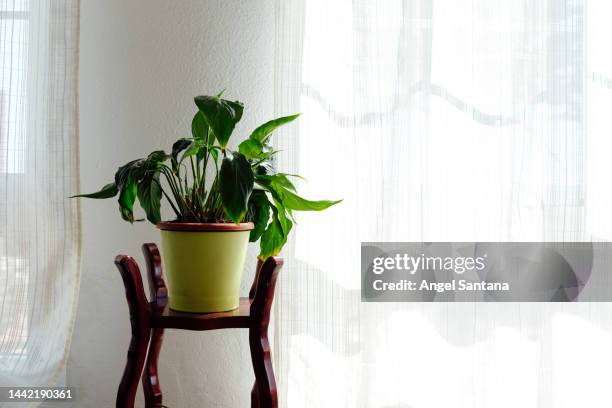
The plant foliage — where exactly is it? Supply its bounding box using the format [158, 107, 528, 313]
[72, 94, 341, 259]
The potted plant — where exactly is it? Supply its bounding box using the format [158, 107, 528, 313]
[73, 93, 340, 312]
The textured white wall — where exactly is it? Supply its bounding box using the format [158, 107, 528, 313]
[69, 1, 275, 406]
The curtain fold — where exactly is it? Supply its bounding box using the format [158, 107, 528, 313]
[274, 0, 612, 407]
[0, 0, 80, 388]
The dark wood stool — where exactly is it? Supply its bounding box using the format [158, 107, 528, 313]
[114, 243, 283, 408]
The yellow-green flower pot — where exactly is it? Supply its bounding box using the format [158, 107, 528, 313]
[157, 222, 254, 313]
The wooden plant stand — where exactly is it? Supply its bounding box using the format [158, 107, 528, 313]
[114, 243, 283, 408]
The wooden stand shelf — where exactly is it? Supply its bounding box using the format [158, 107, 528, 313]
[114, 243, 283, 408]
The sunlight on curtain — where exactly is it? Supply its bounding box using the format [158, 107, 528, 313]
[274, 0, 612, 407]
[586, 1, 612, 239]
[0, 0, 80, 387]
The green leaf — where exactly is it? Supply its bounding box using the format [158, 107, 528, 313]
[139, 151, 168, 223]
[181, 139, 205, 162]
[70, 182, 118, 199]
[270, 181, 341, 211]
[249, 113, 300, 144]
[137, 171, 162, 224]
[171, 139, 192, 172]
[191, 111, 213, 144]
[209, 146, 220, 163]
[118, 176, 138, 222]
[194, 95, 244, 148]
[255, 161, 275, 176]
[238, 139, 264, 160]
[219, 152, 254, 223]
[272, 200, 293, 237]
[145, 150, 169, 164]
[248, 190, 271, 242]
[259, 208, 287, 260]
[113, 152, 168, 223]
[115, 159, 143, 185]
[114, 160, 143, 222]
[256, 174, 297, 192]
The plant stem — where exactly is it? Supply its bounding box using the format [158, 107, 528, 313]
[190, 157, 198, 190]
[160, 166, 187, 218]
[161, 188, 180, 218]
[199, 149, 212, 215]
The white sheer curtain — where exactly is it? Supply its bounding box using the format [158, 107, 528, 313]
[274, 0, 612, 407]
[0, 0, 80, 387]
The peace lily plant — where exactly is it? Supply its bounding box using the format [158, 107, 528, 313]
[73, 93, 340, 312]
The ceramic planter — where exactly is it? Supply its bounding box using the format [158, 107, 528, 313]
[157, 222, 254, 313]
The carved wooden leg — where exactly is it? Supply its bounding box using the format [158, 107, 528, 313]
[249, 259, 264, 301]
[142, 328, 164, 408]
[115, 255, 151, 408]
[251, 382, 259, 408]
[249, 257, 283, 408]
[249, 328, 277, 408]
[117, 327, 151, 408]
[140, 243, 168, 407]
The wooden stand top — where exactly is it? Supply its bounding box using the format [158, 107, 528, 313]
[153, 298, 252, 330]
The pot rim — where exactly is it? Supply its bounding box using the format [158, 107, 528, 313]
[156, 221, 254, 232]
